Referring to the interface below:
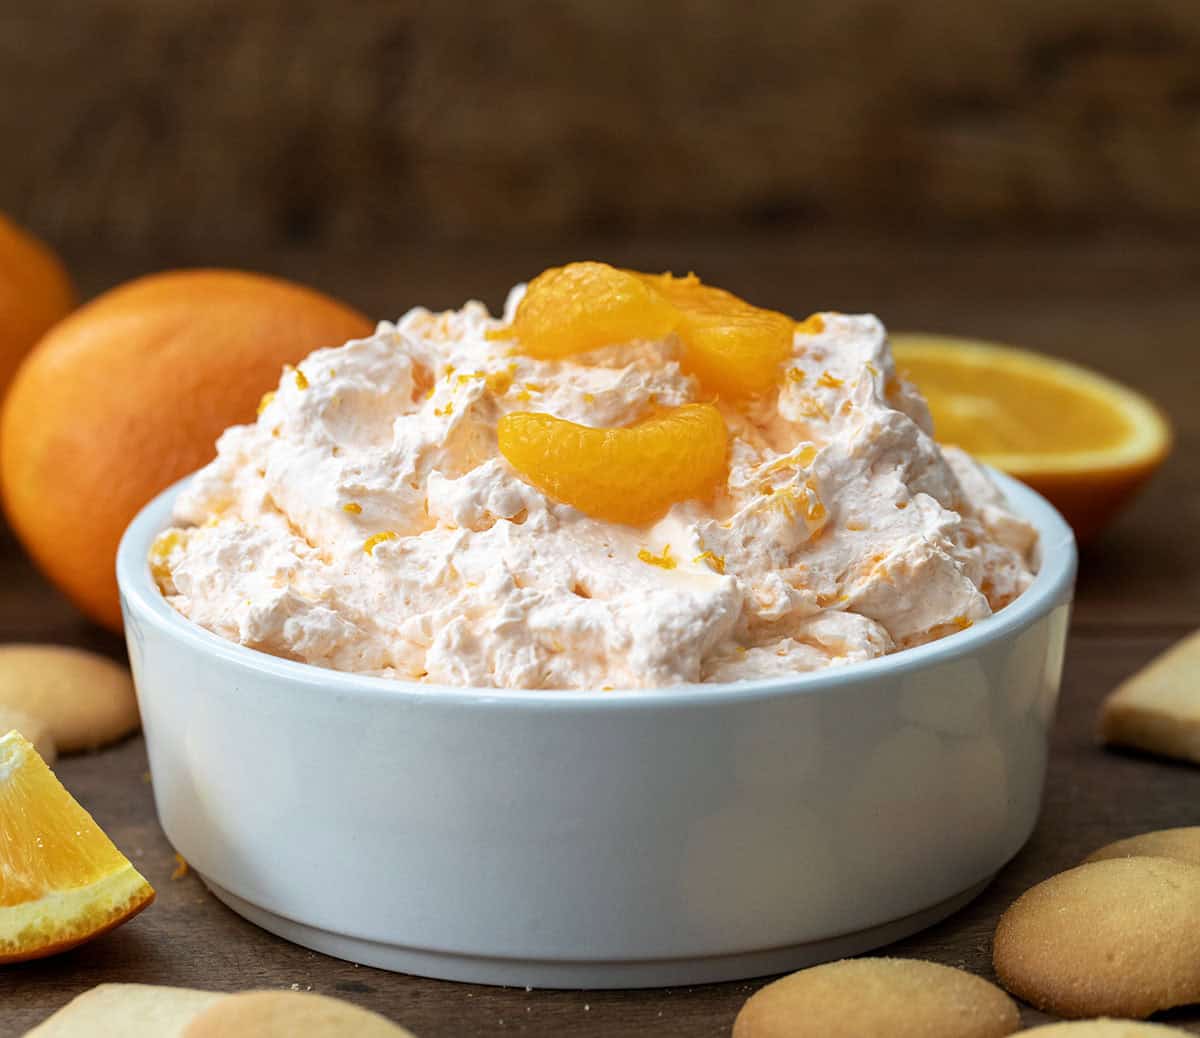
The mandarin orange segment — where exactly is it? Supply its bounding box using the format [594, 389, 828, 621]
[499, 262, 678, 358]
[500, 263, 804, 399]
[498, 403, 728, 525]
[637, 272, 797, 399]
[0, 730, 154, 962]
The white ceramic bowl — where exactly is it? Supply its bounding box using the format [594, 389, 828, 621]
[117, 471, 1075, 989]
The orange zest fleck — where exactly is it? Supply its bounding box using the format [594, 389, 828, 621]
[171, 854, 189, 881]
[485, 366, 515, 395]
[762, 444, 818, 475]
[150, 530, 182, 560]
[257, 391, 276, 416]
[952, 615, 973, 630]
[149, 530, 186, 584]
[802, 477, 826, 522]
[363, 531, 399, 555]
[638, 545, 676, 570]
[817, 371, 843, 388]
[797, 395, 830, 421]
[758, 477, 826, 528]
[816, 591, 850, 607]
[434, 402, 454, 417]
[693, 550, 726, 574]
[343, 502, 363, 515]
[294, 368, 309, 390]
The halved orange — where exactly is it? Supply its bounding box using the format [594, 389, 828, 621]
[891, 334, 1172, 543]
[0, 730, 154, 963]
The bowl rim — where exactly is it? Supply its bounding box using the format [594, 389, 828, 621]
[116, 469, 1076, 711]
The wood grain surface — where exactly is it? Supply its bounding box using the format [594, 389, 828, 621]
[2, 235, 1198, 1035]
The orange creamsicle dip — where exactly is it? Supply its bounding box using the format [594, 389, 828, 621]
[151, 264, 1037, 689]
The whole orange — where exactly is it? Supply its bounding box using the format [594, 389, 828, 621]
[0, 270, 373, 631]
[0, 214, 75, 401]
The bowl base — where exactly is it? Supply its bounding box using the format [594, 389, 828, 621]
[198, 874, 992, 990]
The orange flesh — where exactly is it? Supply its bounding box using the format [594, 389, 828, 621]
[636, 272, 798, 399]
[898, 353, 1133, 456]
[0, 735, 136, 905]
[495, 262, 678, 359]
[498, 403, 728, 525]
[499, 262, 803, 400]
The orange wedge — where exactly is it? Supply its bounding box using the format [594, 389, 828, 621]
[0, 730, 154, 963]
[498, 402, 728, 525]
[891, 335, 1172, 543]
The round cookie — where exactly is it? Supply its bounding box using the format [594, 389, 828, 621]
[1085, 827, 1200, 869]
[0, 644, 138, 752]
[1023, 1021, 1192, 1036]
[24, 983, 222, 1036]
[0, 705, 56, 762]
[993, 856, 1200, 1018]
[732, 957, 1020, 1038]
[183, 990, 416, 1037]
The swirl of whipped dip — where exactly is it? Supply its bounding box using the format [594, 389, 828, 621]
[152, 287, 1037, 689]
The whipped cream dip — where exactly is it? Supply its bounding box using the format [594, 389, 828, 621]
[152, 286, 1037, 689]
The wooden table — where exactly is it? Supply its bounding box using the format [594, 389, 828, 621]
[3, 235, 1199, 1035]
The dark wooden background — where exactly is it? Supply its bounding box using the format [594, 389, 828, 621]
[3, 1, 1200, 1034]
[4, 0, 1200, 256]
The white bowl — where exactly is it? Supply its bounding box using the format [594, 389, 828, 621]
[117, 471, 1075, 989]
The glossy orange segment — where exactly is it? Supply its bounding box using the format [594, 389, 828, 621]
[637, 272, 799, 399]
[498, 263, 807, 400]
[498, 403, 728, 525]
[0, 269, 373, 632]
[497, 262, 678, 358]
